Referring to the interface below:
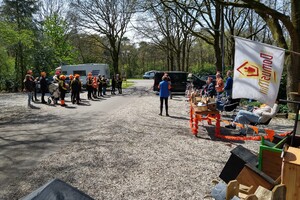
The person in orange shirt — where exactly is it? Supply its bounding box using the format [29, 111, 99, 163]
[215, 72, 224, 100]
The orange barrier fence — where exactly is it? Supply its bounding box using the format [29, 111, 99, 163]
[190, 104, 291, 141]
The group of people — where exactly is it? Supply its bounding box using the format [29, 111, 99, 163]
[157, 70, 233, 117]
[24, 70, 48, 106]
[23, 69, 123, 107]
[85, 73, 123, 101]
[201, 70, 233, 99]
[200, 70, 278, 136]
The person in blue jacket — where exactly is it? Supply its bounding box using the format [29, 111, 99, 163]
[158, 75, 171, 116]
[223, 70, 233, 97]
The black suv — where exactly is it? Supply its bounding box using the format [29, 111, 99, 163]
[153, 71, 206, 93]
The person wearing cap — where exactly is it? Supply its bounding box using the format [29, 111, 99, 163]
[23, 70, 35, 107]
[86, 72, 93, 100]
[71, 74, 81, 104]
[158, 75, 171, 116]
[59, 75, 67, 106]
[40, 72, 48, 104]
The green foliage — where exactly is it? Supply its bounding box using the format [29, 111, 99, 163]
[190, 62, 217, 76]
[239, 99, 255, 106]
[0, 21, 18, 45]
[43, 14, 78, 67]
[278, 104, 289, 113]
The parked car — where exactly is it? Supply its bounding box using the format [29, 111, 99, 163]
[153, 71, 206, 94]
[143, 71, 156, 79]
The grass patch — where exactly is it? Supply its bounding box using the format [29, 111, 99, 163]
[122, 80, 135, 89]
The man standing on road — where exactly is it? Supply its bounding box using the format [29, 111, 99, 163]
[40, 72, 48, 104]
[71, 74, 81, 104]
[116, 74, 123, 94]
[158, 75, 171, 116]
[23, 70, 35, 107]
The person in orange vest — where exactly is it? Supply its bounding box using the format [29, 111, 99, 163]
[86, 72, 93, 100]
[215, 72, 224, 100]
[59, 75, 68, 106]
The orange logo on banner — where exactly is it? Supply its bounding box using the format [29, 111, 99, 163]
[236, 60, 277, 83]
[237, 61, 259, 78]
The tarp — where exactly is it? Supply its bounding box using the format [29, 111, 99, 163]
[233, 37, 285, 106]
[21, 179, 94, 200]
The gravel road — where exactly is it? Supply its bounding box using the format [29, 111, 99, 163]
[0, 80, 295, 199]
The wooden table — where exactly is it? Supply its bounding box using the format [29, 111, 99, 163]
[189, 103, 220, 136]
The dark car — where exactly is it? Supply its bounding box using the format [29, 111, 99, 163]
[153, 71, 206, 94]
[143, 71, 156, 79]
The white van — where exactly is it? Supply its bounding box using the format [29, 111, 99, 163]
[56, 63, 110, 86]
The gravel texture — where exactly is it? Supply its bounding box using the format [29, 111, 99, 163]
[0, 83, 295, 200]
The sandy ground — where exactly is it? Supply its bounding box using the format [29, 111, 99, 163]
[0, 80, 295, 199]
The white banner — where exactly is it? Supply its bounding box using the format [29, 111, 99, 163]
[233, 37, 285, 106]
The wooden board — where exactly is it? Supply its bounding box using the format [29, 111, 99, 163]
[226, 180, 239, 200]
[282, 162, 300, 200]
[236, 165, 274, 191]
[283, 146, 300, 165]
[254, 186, 272, 200]
[272, 184, 286, 200]
[261, 150, 282, 180]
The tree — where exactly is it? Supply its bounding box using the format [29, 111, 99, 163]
[70, 34, 106, 64]
[42, 13, 77, 66]
[1, 0, 39, 90]
[160, 0, 224, 72]
[69, 0, 137, 74]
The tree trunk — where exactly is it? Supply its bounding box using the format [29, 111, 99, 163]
[215, 1, 222, 72]
[287, 0, 300, 111]
[112, 49, 119, 74]
[214, 33, 222, 72]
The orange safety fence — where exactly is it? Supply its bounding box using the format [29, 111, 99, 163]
[198, 115, 290, 141]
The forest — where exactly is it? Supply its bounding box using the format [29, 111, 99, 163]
[0, 0, 298, 110]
